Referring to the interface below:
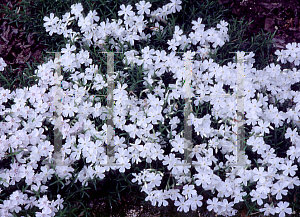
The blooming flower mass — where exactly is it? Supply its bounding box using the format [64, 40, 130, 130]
[1, 1, 300, 216]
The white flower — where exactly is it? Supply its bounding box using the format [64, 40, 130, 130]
[276, 201, 292, 217]
[70, 3, 83, 18]
[43, 13, 59, 27]
[182, 184, 197, 198]
[271, 182, 288, 200]
[260, 203, 276, 216]
[118, 4, 134, 19]
[167, 38, 180, 51]
[207, 197, 219, 212]
[55, 165, 74, 179]
[0, 57, 7, 71]
[173, 26, 183, 41]
[135, 1, 151, 15]
[168, 0, 182, 13]
[175, 196, 191, 213]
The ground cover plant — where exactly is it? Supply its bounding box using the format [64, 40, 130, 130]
[1, 0, 300, 216]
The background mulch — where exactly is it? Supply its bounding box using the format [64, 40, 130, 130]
[0, 0, 47, 77]
[219, 0, 300, 49]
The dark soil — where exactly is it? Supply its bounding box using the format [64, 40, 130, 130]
[0, 0, 48, 83]
[219, 0, 300, 49]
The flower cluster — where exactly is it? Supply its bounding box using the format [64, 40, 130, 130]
[1, 1, 300, 216]
[275, 42, 300, 65]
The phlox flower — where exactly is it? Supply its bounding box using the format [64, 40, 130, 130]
[256, 180, 272, 195]
[0, 57, 7, 71]
[35, 208, 52, 217]
[136, 1, 151, 15]
[293, 51, 300, 65]
[78, 15, 93, 32]
[145, 173, 162, 187]
[187, 195, 203, 211]
[218, 199, 234, 214]
[175, 196, 191, 213]
[281, 160, 298, 177]
[167, 38, 180, 51]
[55, 165, 74, 180]
[118, 4, 134, 19]
[61, 43, 76, 53]
[124, 123, 139, 139]
[275, 49, 287, 63]
[87, 10, 99, 22]
[39, 141, 54, 157]
[62, 57, 77, 72]
[144, 191, 157, 206]
[271, 182, 288, 200]
[250, 190, 267, 206]
[94, 165, 105, 179]
[45, 23, 60, 36]
[217, 20, 228, 31]
[146, 106, 163, 124]
[194, 171, 211, 187]
[156, 5, 171, 20]
[192, 18, 204, 31]
[286, 176, 300, 189]
[62, 12, 74, 24]
[207, 197, 219, 212]
[173, 26, 183, 41]
[24, 196, 38, 210]
[9, 190, 25, 207]
[170, 135, 185, 154]
[82, 147, 97, 163]
[40, 166, 55, 184]
[252, 167, 267, 183]
[232, 189, 247, 204]
[274, 174, 290, 187]
[285, 127, 299, 143]
[285, 42, 298, 58]
[116, 157, 131, 173]
[253, 119, 270, 135]
[157, 190, 169, 207]
[169, 116, 180, 130]
[76, 49, 92, 66]
[276, 201, 292, 217]
[168, 0, 182, 13]
[179, 35, 191, 50]
[182, 185, 197, 198]
[131, 150, 142, 164]
[70, 3, 83, 18]
[132, 172, 143, 185]
[163, 153, 177, 170]
[172, 160, 191, 176]
[286, 106, 300, 123]
[189, 31, 201, 45]
[29, 146, 42, 162]
[150, 145, 164, 161]
[167, 188, 180, 201]
[37, 195, 50, 210]
[132, 15, 146, 33]
[260, 203, 276, 216]
[125, 32, 140, 46]
[43, 13, 59, 27]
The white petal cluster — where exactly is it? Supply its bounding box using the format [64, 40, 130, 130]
[0, 1, 300, 216]
[0, 57, 7, 71]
